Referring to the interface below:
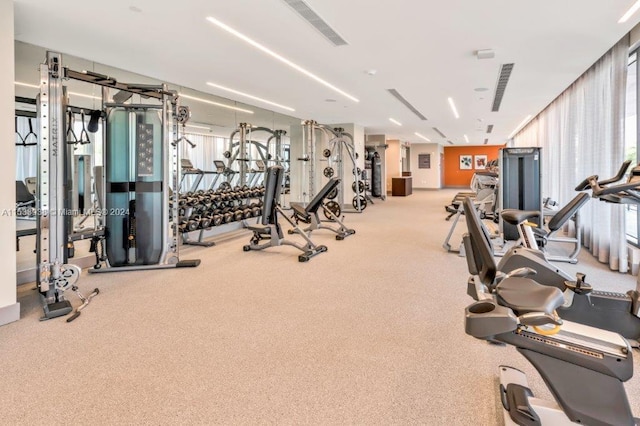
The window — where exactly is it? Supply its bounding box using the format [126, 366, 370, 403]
[626, 50, 638, 245]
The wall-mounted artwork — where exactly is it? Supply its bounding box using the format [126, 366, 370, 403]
[459, 155, 472, 170]
[418, 153, 431, 169]
[474, 155, 488, 170]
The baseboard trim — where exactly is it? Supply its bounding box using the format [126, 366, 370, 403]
[0, 302, 20, 326]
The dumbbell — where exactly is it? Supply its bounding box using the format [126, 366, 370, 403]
[233, 209, 244, 222]
[177, 218, 189, 233]
[223, 211, 234, 223]
[211, 214, 223, 226]
[199, 216, 212, 229]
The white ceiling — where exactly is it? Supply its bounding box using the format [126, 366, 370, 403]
[12, 0, 640, 145]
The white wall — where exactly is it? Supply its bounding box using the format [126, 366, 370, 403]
[410, 143, 442, 189]
[385, 140, 401, 192]
[0, 0, 19, 325]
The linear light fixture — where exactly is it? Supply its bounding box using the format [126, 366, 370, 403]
[69, 92, 102, 101]
[508, 114, 532, 139]
[179, 93, 254, 114]
[15, 81, 39, 89]
[389, 118, 402, 126]
[619, 1, 640, 23]
[16, 81, 101, 100]
[415, 132, 431, 142]
[447, 97, 460, 119]
[206, 16, 359, 102]
[464, 134, 469, 143]
[185, 124, 212, 130]
[206, 82, 295, 112]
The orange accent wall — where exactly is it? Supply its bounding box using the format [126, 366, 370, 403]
[443, 145, 504, 187]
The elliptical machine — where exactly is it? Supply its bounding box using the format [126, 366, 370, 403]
[492, 161, 640, 346]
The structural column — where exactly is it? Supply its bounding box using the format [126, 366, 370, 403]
[0, 0, 19, 326]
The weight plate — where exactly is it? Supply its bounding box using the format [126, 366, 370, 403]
[352, 195, 367, 211]
[352, 181, 365, 194]
[322, 148, 331, 158]
[223, 151, 231, 158]
[324, 200, 341, 220]
[323, 167, 334, 178]
[176, 106, 191, 124]
[352, 167, 362, 176]
[326, 187, 338, 200]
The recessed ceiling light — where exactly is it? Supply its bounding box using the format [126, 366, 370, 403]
[206, 16, 359, 102]
[129, 5, 142, 12]
[508, 114, 532, 138]
[365, 69, 377, 76]
[474, 87, 489, 92]
[619, 0, 640, 23]
[464, 134, 469, 143]
[447, 97, 460, 119]
[415, 132, 431, 142]
[389, 118, 402, 126]
[325, 98, 336, 102]
[206, 81, 295, 112]
[179, 93, 254, 114]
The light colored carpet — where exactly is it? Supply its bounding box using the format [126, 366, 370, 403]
[2, 189, 639, 425]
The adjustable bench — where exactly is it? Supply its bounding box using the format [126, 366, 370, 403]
[289, 178, 355, 240]
[243, 165, 328, 262]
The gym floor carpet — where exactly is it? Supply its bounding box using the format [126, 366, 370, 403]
[3, 189, 639, 424]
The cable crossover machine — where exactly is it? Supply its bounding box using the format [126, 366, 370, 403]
[36, 51, 199, 320]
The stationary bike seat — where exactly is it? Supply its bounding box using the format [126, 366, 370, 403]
[496, 277, 564, 315]
[501, 209, 540, 225]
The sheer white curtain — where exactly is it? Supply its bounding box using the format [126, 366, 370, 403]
[513, 35, 630, 272]
[180, 133, 227, 190]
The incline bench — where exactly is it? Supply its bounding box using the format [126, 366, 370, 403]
[243, 165, 328, 262]
[289, 178, 355, 240]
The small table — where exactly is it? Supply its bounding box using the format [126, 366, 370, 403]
[392, 177, 412, 196]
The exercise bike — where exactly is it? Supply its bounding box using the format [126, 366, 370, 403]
[462, 197, 639, 425]
[488, 162, 640, 346]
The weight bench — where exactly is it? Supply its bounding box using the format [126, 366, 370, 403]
[289, 178, 355, 240]
[243, 165, 327, 262]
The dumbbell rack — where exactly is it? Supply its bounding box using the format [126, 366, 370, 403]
[175, 185, 266, 247]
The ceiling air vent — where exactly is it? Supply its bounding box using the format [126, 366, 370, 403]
[491, 63, 514, 112]
[486, 124, 494, 134]
[484, 138, 489, 145]
[432, 127, 447, 138]
[282, 0, 348, 46]
[387, 89, 428, 120]
[447, 140, 454, 145]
